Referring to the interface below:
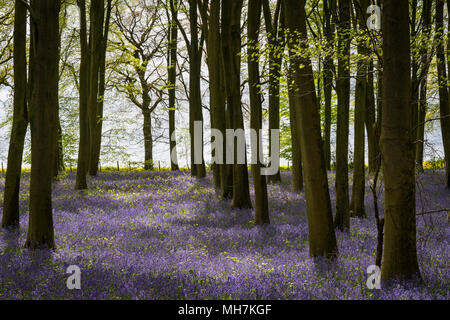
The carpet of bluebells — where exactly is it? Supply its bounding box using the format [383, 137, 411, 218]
[0, 169, 448, 300]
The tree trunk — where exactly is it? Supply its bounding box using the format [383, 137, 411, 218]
[323, 0, 336, 171]
[88, 0, 105, 176]
[143, 110, 153, 170]
[410, 0, 419, 163]
[380, 0, 421, 281]
[91, 0, 112, 176]
[249, 0, 270, 225]
[350, 0, 369, 218]
[54, 119, 64, 177]
[169, 0, 179, 171]
[75, 0, 90, 190]
[2, 0, 29, 228]
[221, 65, 233, 199]
[334, 0, 351, 232]
[189, 0, 206, 178]
[263, 0, 283, 183]
[288, 82, 303, 193]
[436, 0, 450, 188]
[284, 0, 337, 258]
[366, 59, 377, 173]
[206, 0, 226, 192]
[25, 0, 61, 250]
[415, 0, 432, 172]
[222, 0, 252, 209]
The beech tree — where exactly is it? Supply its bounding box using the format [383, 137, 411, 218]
[222, 0, 252, 209]
[350, 0, 369, 219]
[2, 0, 28, 228]
[75, 0, 89, 190]
[168, 0, 179, 171]
[25, 0, 61, 249]
[415, 0, 432, 172]
[248, 0, 270, 224]
[88, 0, 112, 177]
[113, 0, 165, 170]
[380, 0, 421, 281]
[436, 0, 450, 188]
[323, 0, 336, 171]
[198, 0, 228, 192]
[262, 0, 284, 183]
[284, 0, 337, 258]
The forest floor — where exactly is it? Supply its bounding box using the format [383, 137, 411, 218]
[0, 169, 448, 299]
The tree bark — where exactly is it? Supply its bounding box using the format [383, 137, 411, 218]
[249, 0, 270, 225]
[75, 0, 90, 190]
[284, 0, 337, 258]
[350, 0, 368, 219]
[189, 0, 206, 178]
[380, 0, 421, 281]
[91, 0, 112, 175]
[222, 0, 252, 209]
[2, 0, 29, 228]
[204, 0, 226, 192]
[25, 0, 61, 250]
[54, 119, 64, 177]
[169, 0, 179, 171]
[366, 59, 377, 173]
[263, 0, 283, 183]
[87, 0, 104, 176]
[323, 0, 336, 171]
[287, 81, 303, 193]
[436, 0, 450, 188]
[334, 0, 351, 232]
[143, 110, 153, 170]
[415, 0, 432, 172]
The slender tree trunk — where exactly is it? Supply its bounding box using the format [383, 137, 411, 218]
[284, 0, 337, 258]
[288, 82, 303, 193]
[222, 0, 252, 209]
[189, 0, 206, 178]
[415, 0, 432, 172]
[366, 59, 377, 173]
[323, 0, 336, 171]
[87, 0, 104, 176]
[169, 0, 179, 171]
[25, 0, 61, 250]
[350, 0, 368, 218]
[221, 62, 233, 199]
[380, 0, 421, 281]
[91, 0, 112, 175]
[143, 110, 153, 170]
[334, 0, 351, 232]
[436, 0, 450, 188]
[2, 0, 29, 228]
[54, 119, 64, 177]
[249, 0, 270, 225]
[263, 0, 283, 183]
[75, 0, 89, 190]
[410, 0, 420, 158]
[206, 0, 226, 192]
